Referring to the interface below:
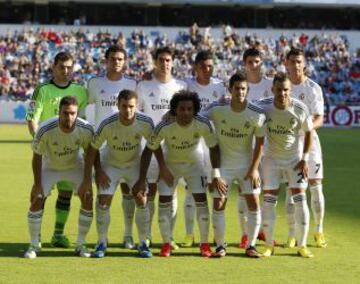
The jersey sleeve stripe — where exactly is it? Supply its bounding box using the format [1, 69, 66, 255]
[194, 115, 213, 132]
[248, 103, 264, 114]
[76, 121, 94, 134]
[154, 120, 173, 135]
[136, 114, 155, 128]
[96, 113, 119, 135]
[35, 121, 58, 139]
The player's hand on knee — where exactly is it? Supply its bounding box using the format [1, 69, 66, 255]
[294, 160, 309, 179]
[95, 169, 111, 190]
[245, 168, 261, 189]
[159, 166, 174, 187]
[78, 180, 92, 200]
[212, 177, 228, 196]
[133, 179, 146, 198]
[30, 184, 44, 202]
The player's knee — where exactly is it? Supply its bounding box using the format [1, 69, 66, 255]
[58, 190, 72, 199]
[309, 179, 322, 187]
[30, 197, 45, 211]
[134, 194, 146, 207]
[213, 197, 227, 211]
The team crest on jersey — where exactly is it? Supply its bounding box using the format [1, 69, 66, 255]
[75, 139, 81, 146]
[113, 136, 118, 140]
[212, 91, 218, 98]
[149, 92, 155, 97]
[134, 133, 141, 140]
[52, 141, 59, 146]
[193, 132, 200, 139]
[299, 93, 305, 100]
[171, 136, 176, 140]
[289, 118, 297, 127]
[221, 119, 226, 124]
[244, 121, 251, 129]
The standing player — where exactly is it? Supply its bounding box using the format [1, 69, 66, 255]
[145, 90, 226, 257]
[24, 96, 94, 259]
[238, 48, 273, 248]
[136, 47, 187, 249]
[79, 90, 154, 258]
[284, 48, 327, 248]
[203, 73, 265, 257]
[26, 52, 87, 248]
[87, 45, 138, 249]
[182, 50, 227, 247]
[258, 73, 314, 258]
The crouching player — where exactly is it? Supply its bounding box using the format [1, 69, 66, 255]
[145, 90, 226, 257]
[258, 73, 314, 258]
[24, 96, 94, 259]
[79, 90, 154, 258]
[203, 73, 265, 257]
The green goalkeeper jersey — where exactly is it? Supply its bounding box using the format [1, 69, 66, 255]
[26, 80, 87, 123]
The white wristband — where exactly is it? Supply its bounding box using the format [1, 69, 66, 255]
[302, 153, 309, 162]
[212, 168, 221, 178]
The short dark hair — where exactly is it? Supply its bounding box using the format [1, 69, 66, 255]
[154, 46, 174, 60]
[243, 48, 263, 62]
[194, 50, 213, 64]
[117, 89, 138, 102]
[105, 45, 127, 60]
[169, 90, 201, 116]
[59, 96, 78, 110]
[229, 72, 247, 89]
[272, 72, 290, 86]
[286, 47, 305, 60]
[54, 52, 73, 66]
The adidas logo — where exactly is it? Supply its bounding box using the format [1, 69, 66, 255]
[149, 92, 155, 97]
[100, 89, 105, 94]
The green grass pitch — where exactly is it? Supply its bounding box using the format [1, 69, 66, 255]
[0, 124, 359, 283]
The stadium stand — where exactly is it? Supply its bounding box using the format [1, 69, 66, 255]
[0, 26, 359, 106]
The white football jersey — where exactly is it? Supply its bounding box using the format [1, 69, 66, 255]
[87, 75, 137, 128]
[32, 117, 94, 170]
[92, 112, 154, 168]
[147, 116, 217, 164]
[248, 77, 273, 103]
[185, 77, 227, 110]
[257, 97, 313, 160]
[203, 101, 266, 169]
[136, 78, 187, 124]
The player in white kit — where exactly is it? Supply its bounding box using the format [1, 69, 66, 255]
[87, 45, 138, 249]
[145, 90, 226, 257]
[136, 47, 187, 249]
[79, 90, 154, 258]
[182, 50, 227, 247]
[24, 96, 94, 259]
[203, 73, 265, 258]
[284, 48, 327, 248]
[258, 73, 314, 258]
[239, 48, 273, 248]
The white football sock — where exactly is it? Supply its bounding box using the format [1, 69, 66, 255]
[237, 195, 248, 236]
[28, 210, 43, 247]
[262, 194, 278, 245]
[285, 189, 296, 238]
[96, 201, 110, 244]
[76, 208, 93, 246]
[293, 193, 310, 247]
[184, 192, 196, 235]
[122, 194, 135, 238]
[310, 184, 325, 234]
[247, 209, 261, 247]
[170, 191, 178, 239]
[212, 209, 225, 247]
[147, 199, 155, 240]
[158, 201, 172, 243]
[195, 201, 210, 244]
[135, 204, 150, 243]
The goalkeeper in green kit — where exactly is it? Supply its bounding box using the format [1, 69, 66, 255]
[26, 52, 88, 248]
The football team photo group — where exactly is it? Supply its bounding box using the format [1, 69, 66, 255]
[23, 45, 327, 260]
